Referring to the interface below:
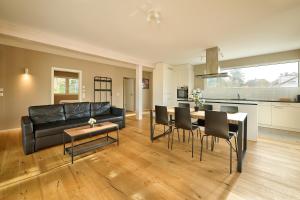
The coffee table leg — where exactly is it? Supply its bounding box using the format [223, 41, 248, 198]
[71, 137, 74, 164]
[63, 133, 65, 155]
[117, 127, 119, 145]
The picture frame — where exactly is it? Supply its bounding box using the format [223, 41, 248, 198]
[142, 78, 149, 89]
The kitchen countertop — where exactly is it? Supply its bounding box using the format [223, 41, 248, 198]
[178, 98, 300, 104]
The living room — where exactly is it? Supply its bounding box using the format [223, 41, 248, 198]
[1, 1, 300, 199]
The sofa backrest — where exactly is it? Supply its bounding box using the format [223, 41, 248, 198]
[64, 102, 91, 120]
[90, 102, 111, 117]
[29, 105, 65, 124]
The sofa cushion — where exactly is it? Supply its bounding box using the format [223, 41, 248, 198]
[34, 118, 90, 138]
[64, 102, 90, 120]
[29, 104, 65, 124]
[91, 102, 111, 117]
[94, 114, 123, 123]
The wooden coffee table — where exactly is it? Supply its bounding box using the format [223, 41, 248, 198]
[63, 122, 119, 164]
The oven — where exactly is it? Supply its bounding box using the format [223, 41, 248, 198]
[177, 87, 189, 100]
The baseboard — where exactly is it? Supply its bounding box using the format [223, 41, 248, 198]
[259, 124, 300, 133]
[0, 127, 21, 133]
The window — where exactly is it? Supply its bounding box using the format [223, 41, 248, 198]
[54, 77, 66, 94]
[206, 61, 299, 88]
[54, 77, 79, 94]
[69, 78, 79, 94]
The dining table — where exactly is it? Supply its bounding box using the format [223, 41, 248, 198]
[149, 107, 248, 173]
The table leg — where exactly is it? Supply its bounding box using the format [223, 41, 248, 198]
[237, 121, 244, 172]
[71, 137, 74, 164]
[117, 127, 119, 146]
[63, 132, 65, 155]
[150, 110, 154, 142]
[244, 116, 247, 151]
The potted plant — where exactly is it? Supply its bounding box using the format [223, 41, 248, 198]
[191, 89, 205, 111]
[88, 118, 97, 128]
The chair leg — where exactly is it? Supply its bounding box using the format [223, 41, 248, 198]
[206, 136, 208, 150]
[177, 128, 180, 142]
[183, 130, 185, 143]
[171, 129, 174, 150]
[167, 127, 170, 149]
[191, 130, 194, 158]
[188, 131, 191, 143]
[211, 136, 215, 151]
[229, 141, 232, 174]
[200, 135, 205, 161]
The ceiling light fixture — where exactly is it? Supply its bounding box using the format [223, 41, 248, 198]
[146, 10, 161, 24]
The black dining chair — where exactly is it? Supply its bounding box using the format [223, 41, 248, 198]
[170, 107, 200, 157]
[200, 110, 238, 173]
[178, 103, 190, 108]
[154, 105, 174, 149]
[220, 105, 239, 133]
[192, 104, 213, 148]
[177, 103, 191, 142]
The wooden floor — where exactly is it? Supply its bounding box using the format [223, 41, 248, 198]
[1, 115, 300, 200]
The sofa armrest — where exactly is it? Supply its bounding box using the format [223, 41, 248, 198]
[21, 116, 35, 155]
[111, 107, 126, 128]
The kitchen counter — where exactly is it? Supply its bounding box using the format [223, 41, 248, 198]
[178, 98, 300, 104]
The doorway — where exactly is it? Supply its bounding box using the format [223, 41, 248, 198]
[51, 67, 82, 104]
[123, 78, 135, 113]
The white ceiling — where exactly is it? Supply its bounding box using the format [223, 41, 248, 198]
[0, 0, 300, 66]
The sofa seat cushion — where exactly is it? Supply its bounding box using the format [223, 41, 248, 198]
[34, 118, 90, 138]
[94, 114, 123, 123]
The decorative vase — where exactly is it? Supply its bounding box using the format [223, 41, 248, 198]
[90, 124, 95, 128]
[194, 106, 199, 111]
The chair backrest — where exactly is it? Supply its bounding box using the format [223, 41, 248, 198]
[220, 106, 238, 114]
[178, 103, 190, 108]
[175, 107, 192, 130]
[155, 105, 169, 125]
[205, 110, 229, 139]
[199, 104, 213, 111]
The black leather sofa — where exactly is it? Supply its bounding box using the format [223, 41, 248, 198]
[21, 102, 125, 155]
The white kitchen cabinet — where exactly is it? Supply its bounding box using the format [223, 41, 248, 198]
[271, 103, 300, 130]
[258, 102, 272, 126]
[258, 102, 300, 132]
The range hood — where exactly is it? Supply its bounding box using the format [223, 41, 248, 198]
[196, 47, 228, 79]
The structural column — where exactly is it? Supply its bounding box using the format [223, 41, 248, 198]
[136, 64, 143, 120]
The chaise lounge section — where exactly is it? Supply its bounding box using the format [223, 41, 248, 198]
[21, 102, 125, 155]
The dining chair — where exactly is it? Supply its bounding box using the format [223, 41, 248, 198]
[200, 110, 238, 173]
[192, 104, 213, 148]
[171, 107, 200, 157]
[220, 105, 239, 136]
[177, 102, 191, 142]
[154, 105, 174, 149]
[178, 103, 190, 108]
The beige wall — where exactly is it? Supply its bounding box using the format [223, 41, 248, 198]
[142, 71, 153, 110]
[0, 44, 152, 130]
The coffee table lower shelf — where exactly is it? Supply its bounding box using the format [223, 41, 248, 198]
[65, 136, 117, 162]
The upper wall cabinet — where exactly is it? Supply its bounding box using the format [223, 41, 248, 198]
[174, 64, 194, 90]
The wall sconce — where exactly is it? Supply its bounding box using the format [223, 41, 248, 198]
[24, 68, 29, 75]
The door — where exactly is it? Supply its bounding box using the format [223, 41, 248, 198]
[124, 78, 135, 112]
